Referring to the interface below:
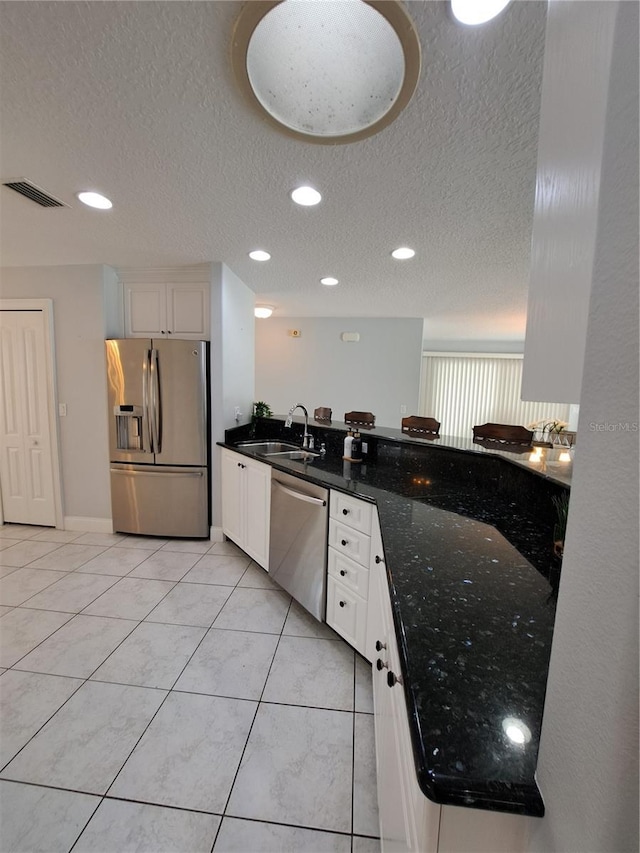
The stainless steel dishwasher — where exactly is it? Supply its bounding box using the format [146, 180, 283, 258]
[269, 470, 329, 621]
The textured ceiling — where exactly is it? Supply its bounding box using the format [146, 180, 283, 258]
[0, 1, 547, 341]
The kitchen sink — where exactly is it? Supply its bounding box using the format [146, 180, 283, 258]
[266, 449, 319, 461]
[235, 440, 301, 454]
[234, 440, 319, 462]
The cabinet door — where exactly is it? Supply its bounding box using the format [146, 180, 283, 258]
[328, 548, 370, 599]
[328, 518, 372, 567]
[371, 559, 412, 852]
[167, 283, 210, 339]
[365, 511, 386, 663]
[330, 492, 373, 534]
[372, 557, 440, 853]
[326, 574, 367, 653]
[221, 449, 244, 547]
[243, 457, 271, 570]
[125, 283, 167, 337]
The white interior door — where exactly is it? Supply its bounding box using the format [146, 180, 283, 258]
[0, 310, 56, 526]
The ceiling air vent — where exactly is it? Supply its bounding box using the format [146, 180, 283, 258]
[2, 178, 68, 208]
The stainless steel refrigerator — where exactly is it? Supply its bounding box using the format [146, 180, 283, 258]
[105, 338, 209, 538]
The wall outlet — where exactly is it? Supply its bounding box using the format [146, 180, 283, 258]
[289, 329, 301, 337]
[400, 404, 407, 414]
[234, 406, 242, 422]
[58, 403, 67, 417]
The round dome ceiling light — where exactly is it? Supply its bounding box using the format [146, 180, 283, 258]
[451, 0, 512, 26]
[77, 191, 112, 210]
[320, 277, 339, 286]
[254, 305, 274, 319]
[391, 246, 415, 260]
[291, 186, 322, 207]
[231, 0, 421, 145]
[249, 250, 271, 261]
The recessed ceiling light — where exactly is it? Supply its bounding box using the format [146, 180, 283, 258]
[391, 247, 415, 260]
[77, 191, 112, 210]
[451, 0, 511, 26]
[320, 277, 339, 286]
[291, 186, 322, 207]
[249, 250, 271, 261]
[254, 305, 274, 319]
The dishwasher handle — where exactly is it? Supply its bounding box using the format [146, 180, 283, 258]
[273, 479, 327, 507]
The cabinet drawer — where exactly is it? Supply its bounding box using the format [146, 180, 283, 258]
[326, 576, 367, 652]
[328, 519, 371, 567]
[330, 492, 373, 534]
[328, 547, 370, 600]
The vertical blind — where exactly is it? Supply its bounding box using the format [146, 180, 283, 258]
[419, 353, 571, 439]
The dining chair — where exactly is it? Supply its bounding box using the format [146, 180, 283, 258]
[401, 416, 440, 437]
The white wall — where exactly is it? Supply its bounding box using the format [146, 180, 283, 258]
[209, 262, 255, 533]
[255, 317, 423, 428]
[102, 265, 123, 338]
[221, 264, 256, 432]
[521, 1, 617, 404]
[526, 3, 639, 851]
[0, 265, 112, 524]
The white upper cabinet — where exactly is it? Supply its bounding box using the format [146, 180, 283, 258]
[120, 268, 211, 340]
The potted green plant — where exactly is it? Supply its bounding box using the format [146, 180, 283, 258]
[253, 401, 273, 419]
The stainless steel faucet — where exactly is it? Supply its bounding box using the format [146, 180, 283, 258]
[285, 403, 311, 448]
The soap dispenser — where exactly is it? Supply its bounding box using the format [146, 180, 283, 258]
[351, 431, 363, 462]
[343, 430, 353, 460]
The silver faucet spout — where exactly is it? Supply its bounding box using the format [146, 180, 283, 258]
[285, 403, 311, 448]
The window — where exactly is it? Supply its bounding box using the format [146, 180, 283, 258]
[419, 352, 571, 439]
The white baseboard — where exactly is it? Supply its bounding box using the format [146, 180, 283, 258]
[64, 516, 113, 534]
[210, 526, 224, 542]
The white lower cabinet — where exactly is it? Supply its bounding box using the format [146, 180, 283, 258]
[326, 491, 381, 659]
[371, 554, 441, 853]
[220, 448, 270, 569]
[369, 555, 529, 853]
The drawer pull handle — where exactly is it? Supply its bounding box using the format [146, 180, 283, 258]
[375, 555, 383, 564]
[340, 569, 347, 576]
[376, 658, 388, 671]
[341, 539, 348, 546]
[339, 600, 346, 608]
[387, 671, 402, 687]
[342, 508, 350, 515]
[375, 640, 386, 651]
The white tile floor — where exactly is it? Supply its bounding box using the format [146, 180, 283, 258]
[0, 523, 380, 853]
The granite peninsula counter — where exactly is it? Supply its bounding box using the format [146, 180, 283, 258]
[221, 417, 571, 818]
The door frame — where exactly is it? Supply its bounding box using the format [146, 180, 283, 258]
[0, 298, 64, 528]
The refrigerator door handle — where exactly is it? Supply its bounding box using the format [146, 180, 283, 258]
[141, 349, 153, 453]
[149, 348, 161, 454]
[111, 468, 203, 479]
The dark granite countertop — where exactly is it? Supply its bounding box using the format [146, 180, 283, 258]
[220, 419, 567, 818]
[269, 414, 574, 488]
